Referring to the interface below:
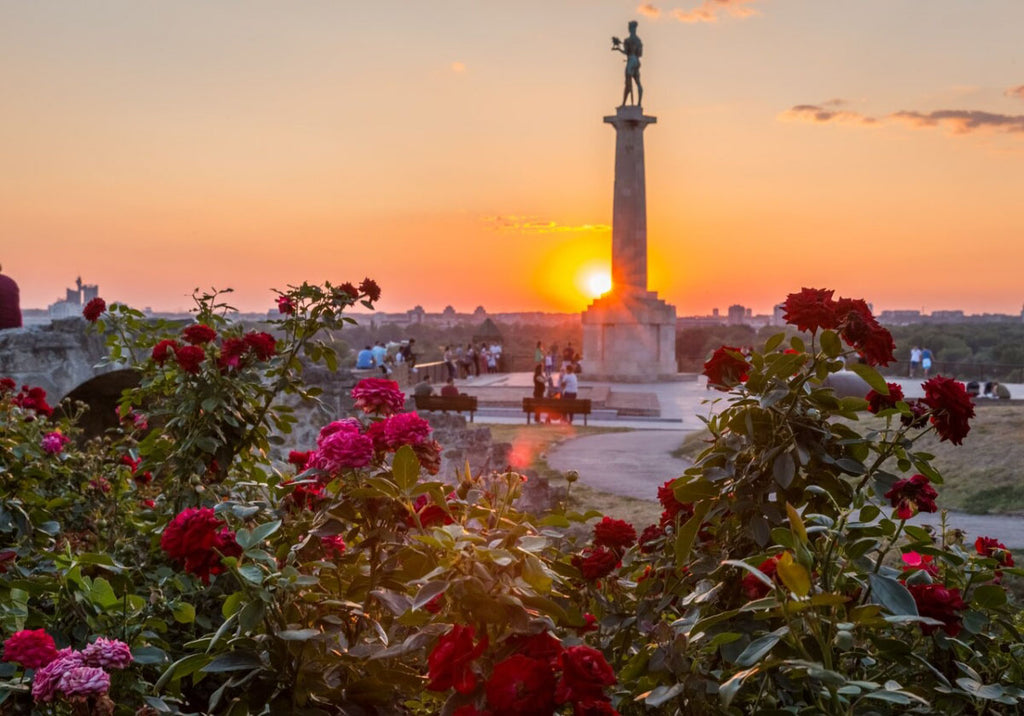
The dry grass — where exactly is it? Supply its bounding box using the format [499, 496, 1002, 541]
[486, 423, 662, 527]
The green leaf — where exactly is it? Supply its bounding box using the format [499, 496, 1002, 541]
[764, 333, 785, 353]
[171, 602, 196, 624]
[90, 577, 118, 609]
[237, 564, 263, 585]
[156, 653, 212, 690]
[720, 666, 760, 708]
[674, 502, 710, 566]
[868, 573, 918, 617]
[973, 584, 1007, 609]
[201, 652, 263, 673]
[672, 478, 720, 502]
[773, 453, 795, 489]
[277, 629, 321, 641]
[820, 330, 842, 357]
[236, 519, 281, 550]
[644, 683, 686, 707]
[412, 581, 449, 610]
[735, 627, 788, 667]
[848, 362, 888, 394]
[131, 646, 168, 665]
[392, 445, 420, 491]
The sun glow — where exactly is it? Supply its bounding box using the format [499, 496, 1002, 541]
[585, 270, 613, 298]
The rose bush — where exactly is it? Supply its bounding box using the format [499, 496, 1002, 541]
[2, 281, 1021, 715]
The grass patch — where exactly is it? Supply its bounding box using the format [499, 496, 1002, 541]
[487, 424, 661, 527]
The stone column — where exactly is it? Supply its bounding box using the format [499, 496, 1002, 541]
[604, 105, 657, 294]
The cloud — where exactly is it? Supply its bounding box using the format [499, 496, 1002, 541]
[637, 3, 661, 18]
[1005, 85, 1024, 100]
[889, 110, 1024, 135]
[671, 0, 760, 23]
[483, 215, 610, 234]
[780, 103, 879, 127]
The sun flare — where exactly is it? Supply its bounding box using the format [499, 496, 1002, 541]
[585, 270, 613, 298]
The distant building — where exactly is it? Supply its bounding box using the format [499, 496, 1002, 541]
[878, 309, 922, 325]
[48, 277, 99, 320]
[727, 305, 747, 326]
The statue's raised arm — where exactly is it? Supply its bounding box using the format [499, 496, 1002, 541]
[614, 21, 643, 107]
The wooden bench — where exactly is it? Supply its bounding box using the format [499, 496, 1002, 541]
[522, 398, 592, 426]
[414, 394, 478, 422]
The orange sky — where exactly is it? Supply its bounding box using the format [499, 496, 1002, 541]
[2, 1, 1023, 316]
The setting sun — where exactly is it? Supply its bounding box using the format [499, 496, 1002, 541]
[585, 270, 612, 298]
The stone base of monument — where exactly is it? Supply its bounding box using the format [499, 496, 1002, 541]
[580, 289, 681, 382]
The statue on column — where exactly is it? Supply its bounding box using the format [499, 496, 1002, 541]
[611, 20, 643, 107]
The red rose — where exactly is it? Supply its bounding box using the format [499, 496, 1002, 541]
[574, 700, 620, 716]
[244, 331, 277, 361]
[782, 288, 838, 333]
[174, 345, 205, 374]
[901, 398, 929, 429]
[337, 282, 359, 300]
[866, 382, 904, 414]
[975, 536, 1014, 568]
[359, 278, 382, 302]
[657, 479, 694, 527]
[310, 430, 374, 474]
[276, 295, 295, 315]
[742, 555, 780, 600]
[907, 583, 966, 636]
[413, 439, 443, 475]
[572, 547, 619, 581]
[884, 474, 938, 520]
[0, 377, 15, 392]
[0, 549, 16, 573]
[555, 645, 616, 705]
[426, 625, 488, 694]
[922, 376, 975, 445]
[509, 632, 564, 666]
[351, 378, 406, 416]
[454, 706, 492, 716]
[638, 523, 665, 552]
[382, 412, 432, 449]
[703, 346, 749, 390]
[182, 324, 217, 345]
[218, 337, 248, 370]
[485, 654, 556, 716]
[82, 297, 106, 322]
[288, 450, 312, 468]
[320, 535, 346, 559]
[834, 298, 895, 366]
[12, 385, 54, 418]
[407, 494, 453, 528]
[2, 629, 59, 670]
[152, 339, 178, 364]
[593, 517, 637, 551]
[160, 507, 242, 584]
[282, 480, 324, 509]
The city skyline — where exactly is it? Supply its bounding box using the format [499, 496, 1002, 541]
[2, 1, 1023, 316]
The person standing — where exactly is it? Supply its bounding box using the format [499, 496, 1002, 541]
[535, 341, 544, 366]
[0, 264, 22, 329]
[560, 366, 579, 424]
[921, 347, 933, 378]
[532, 363, 547, 423]
[443, 346, 456, 380]
[909, 346, 922, 378]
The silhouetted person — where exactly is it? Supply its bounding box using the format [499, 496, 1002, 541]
[0, 264, 22, 329]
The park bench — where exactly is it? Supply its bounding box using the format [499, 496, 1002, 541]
[522, 397, 592, 426]
[414, 394, 478, 422]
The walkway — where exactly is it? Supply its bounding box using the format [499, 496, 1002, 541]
[462, 372, 1024, 547]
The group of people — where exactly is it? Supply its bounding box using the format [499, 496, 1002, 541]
[531, 353, 580, 424]
[908, 345, 934, 378]
[355, 339, 417, 375]
[412, 374, 460, 399]
[447, 342, 502, 379]
[535, 341, 582, 378]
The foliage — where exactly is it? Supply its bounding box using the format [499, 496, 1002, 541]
[2, 282, 1021, 715]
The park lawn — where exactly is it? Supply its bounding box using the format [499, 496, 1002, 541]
[671, 403, 1024, 515]
[487, 423, 662, 528]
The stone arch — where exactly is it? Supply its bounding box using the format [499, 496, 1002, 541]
[58, 369, 141, 438]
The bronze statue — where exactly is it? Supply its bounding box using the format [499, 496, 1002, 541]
[611, 21, 643, 107]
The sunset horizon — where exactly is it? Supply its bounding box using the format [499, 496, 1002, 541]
[3, 1, 1022, 318]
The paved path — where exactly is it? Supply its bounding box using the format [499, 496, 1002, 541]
[546, 427, 1024, 548]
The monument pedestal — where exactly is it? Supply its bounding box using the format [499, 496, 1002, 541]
[580, 104, 678, 382]
[581, 288, 677, 381]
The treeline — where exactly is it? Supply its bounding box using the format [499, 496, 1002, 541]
[677, 321, 1024, 382]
